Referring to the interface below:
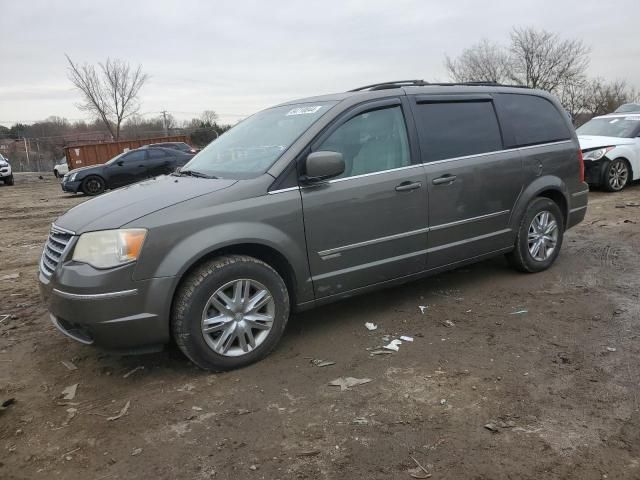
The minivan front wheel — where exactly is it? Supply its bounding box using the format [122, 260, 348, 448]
[507, 197, 564, 273]
[171, 255, 290, 371]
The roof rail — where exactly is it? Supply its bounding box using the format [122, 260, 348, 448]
[349, 80, 428, 92]
[349, 80, 530, 92]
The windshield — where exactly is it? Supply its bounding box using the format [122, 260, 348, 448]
[106, 152, 126, 165]
[182, 101, 337, 179]
[577, 116, 640, 138]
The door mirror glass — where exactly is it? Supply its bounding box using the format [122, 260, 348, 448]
[303, 151, 345, 182]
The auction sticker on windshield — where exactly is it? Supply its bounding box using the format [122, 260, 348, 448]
[286, 106, 323, 116]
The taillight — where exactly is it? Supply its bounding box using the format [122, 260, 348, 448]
[578, 149, 585, 183]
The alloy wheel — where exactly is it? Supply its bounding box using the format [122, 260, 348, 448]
[527, 210, 559, 261]
[608, 161, 628, 191]
[201, 279, 275, 357]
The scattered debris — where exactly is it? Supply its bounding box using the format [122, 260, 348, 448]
[61, 384, 78, 400]
[177, 383, 195, 392]
[626, 202, 640, 207]
[61, 360, 78, 371]
[510, 309, 528, 315]
[1, 398, 16, 412]
[235, 408, 252, 415]
[441, 319, 455, 328]
[192, 406, 203, 411]
[606, 347, 617, 352]
[384, 339, 402, 352]
[353, 417, 369, 425]
[328, 377, 372, 391]
[63, 408, 78, 426]
[123, 366, 144, 378]
[484, 423, 500, 433]
[311, 359, 336, 367]
[440, 399, 447, 405]
[297, 449, 321, 457]
[107, 400, 130, 421]
[249, 465, 258, 471]
[131, 448, 143, 456]
[418, 306, 428, 314]
[400, 336, 414, 342]
[0, 314, 10, 323]
[369, 350, 393, 356]
[365, 322, 378, 331]
[408, 456, 432, 479]
[0, 273, 19, 281]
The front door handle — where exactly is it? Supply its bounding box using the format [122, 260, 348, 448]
[395, 181, 422, 192]
[432, 174, 457, 185]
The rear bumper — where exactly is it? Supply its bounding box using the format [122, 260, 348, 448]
[568, 185, 589, 229]
[39, 263, 175, 351]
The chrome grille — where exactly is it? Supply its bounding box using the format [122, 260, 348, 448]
[40, 225, 74, 277]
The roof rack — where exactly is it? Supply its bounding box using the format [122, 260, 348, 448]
[349, 80, 530, 92]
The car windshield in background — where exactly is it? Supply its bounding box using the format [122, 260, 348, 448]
[182, 101, 337, 179]
[577, 116, 640, 138]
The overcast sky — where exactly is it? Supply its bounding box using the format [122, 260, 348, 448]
[1, 0, 639, 127]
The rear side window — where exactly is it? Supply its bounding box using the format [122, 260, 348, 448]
[413, 101, 503, 162]
[148, 149, 168, 159]
[123, 150, 146, 162]
[494, 94, 571, 148]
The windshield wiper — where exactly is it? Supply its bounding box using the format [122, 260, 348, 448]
[178, 169, 217, 179]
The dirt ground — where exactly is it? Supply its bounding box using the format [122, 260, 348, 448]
[1, 172, 640, 479]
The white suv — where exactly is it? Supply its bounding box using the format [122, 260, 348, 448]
[0, 154, 13, 186]
[577, 113, 640, 191]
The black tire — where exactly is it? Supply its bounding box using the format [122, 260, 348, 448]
[53, 170, 59, 178]
[506, 197, 564, 273]
[171, 255, 290, 371]
[602, 158, 630, 192]
[4, 175, 14, 186]
[81, 175, 105, 196]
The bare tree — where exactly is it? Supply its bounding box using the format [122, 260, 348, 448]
[445, 39, 510, 84]
[508, 27, 590, 92]
[200, 110, 219, 127]
[66, 55, 148, 141]
[582, 79, 638, 117]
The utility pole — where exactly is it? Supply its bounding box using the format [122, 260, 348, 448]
[23, 137, 30, 170]
[161, 110, 169, 137]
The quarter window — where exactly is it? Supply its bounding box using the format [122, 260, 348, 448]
[413, 101, 503, 163]
[316, 106, 410, 179]
[495, 94, 571, 147]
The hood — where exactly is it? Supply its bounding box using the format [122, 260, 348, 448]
[578, 135, 635, 151]
[56, 174, 237, 233]
[66, 164, 103, 176]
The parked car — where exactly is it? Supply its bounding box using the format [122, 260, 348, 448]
[0, 154, 13, 185]
[577, 113, 640, 191]
[40, 81, 588, 371]
[141, 142, 199, 154]
[53, 157, 69, 178]
[60, 147, 194, 195]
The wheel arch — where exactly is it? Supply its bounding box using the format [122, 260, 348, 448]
[510, 176, 569, 232]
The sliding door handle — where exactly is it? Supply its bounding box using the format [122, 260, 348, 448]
[432, 174, 457, 185]
[395, 181, 422, 192]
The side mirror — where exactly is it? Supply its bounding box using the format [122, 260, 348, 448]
[116, 160, 124, 166]
[302, 151, 345, 183]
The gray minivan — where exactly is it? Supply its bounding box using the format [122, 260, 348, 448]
[39, 81, 588, 370]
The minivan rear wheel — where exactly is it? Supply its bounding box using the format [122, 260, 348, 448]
[507, 197, 564, 273]
[171, 255, 290, 371]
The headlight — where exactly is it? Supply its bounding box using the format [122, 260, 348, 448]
[72, 229, 147, 269]
[68, 173, 77, 182]
[0, 161, 7, 167]
[583, 146, 614, 161]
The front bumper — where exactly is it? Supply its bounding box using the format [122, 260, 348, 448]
[0, 167, 11, 178]
[61, 179, 82, 193]
[583, 158, 607, 186]
[39, 260, 175, 351]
